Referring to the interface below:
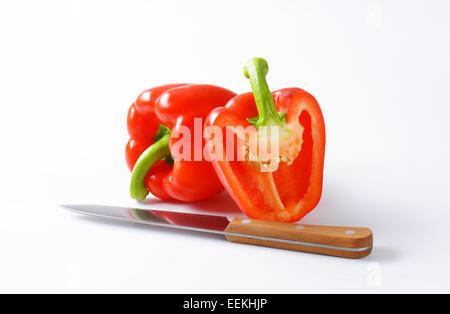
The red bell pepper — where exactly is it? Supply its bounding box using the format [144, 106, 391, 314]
[205, 58, 325, 222]
[126, 84, 236, 201]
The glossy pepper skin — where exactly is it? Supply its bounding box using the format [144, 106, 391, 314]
[205, 58, 325, 222]
[126, 84, 236, 201]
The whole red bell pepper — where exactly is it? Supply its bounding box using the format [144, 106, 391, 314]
[205, 58, 325, 222]
[126, 84, 236, 201]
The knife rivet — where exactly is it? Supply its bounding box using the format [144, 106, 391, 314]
[295, 225, 305, 230]
[345, 230, 355, 235]
[241, 219, 252, 224]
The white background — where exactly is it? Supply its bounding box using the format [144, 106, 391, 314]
[1, 0, 449, 293]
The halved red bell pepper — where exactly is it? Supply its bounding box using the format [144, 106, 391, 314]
[126, 84, 236, 201]
[205, 58, 325, 222]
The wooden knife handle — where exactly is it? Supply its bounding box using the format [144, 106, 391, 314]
[225, 217, 373, 259]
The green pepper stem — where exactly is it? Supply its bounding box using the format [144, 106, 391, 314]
[244, 58, 284, 127]
[129, 133, 171, 201]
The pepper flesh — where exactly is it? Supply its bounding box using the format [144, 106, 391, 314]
[126, 84, 236, 201]
[205, 58, 325, 222]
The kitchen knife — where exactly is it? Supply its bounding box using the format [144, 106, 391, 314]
[61, 204, 373, 258]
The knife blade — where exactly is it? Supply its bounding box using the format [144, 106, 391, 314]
[61, 204, 373, 258]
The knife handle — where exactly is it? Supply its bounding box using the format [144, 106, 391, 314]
[224, 217, 373, 258]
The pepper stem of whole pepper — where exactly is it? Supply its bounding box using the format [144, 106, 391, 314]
[130, 124, 172, 200]
[244, 57, 286, 128]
